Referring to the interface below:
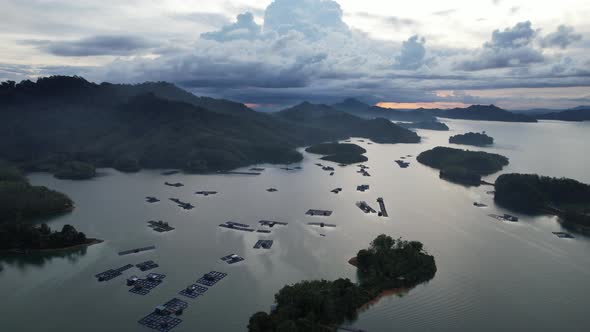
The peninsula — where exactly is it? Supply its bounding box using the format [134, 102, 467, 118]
[305, 142, 368, 164]
[449, 132, 494, 146]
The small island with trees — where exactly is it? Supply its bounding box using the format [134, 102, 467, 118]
[495, 174, 590, 233]
[417, 147, 509, 186]
[247, 234, 436, 331]
[449, 132, 494, 146]
[305, 142, 368, 164]
[398, 121, 450, 131]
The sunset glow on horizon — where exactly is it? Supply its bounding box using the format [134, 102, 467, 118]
[376, 102, 471, 110]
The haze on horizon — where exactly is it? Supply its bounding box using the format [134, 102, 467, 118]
[1, 0, 589, 110]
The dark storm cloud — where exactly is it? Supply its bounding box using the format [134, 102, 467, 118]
[540, 25, 583, 49]
[395, 35, 428, 70]
[27, 35, 157, 56]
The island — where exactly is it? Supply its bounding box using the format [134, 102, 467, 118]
[398, 121, 450, 131]
[54, 161, 96, 180]
[247, 234, 436, 331]
[0, 223, 102, 253]
[305, 142, 368, 164]
[495, 174, 590, 233]
[449, 132, 494, 146]
[417, 147, 509, 186]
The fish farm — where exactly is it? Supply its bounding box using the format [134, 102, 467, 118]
[259, 220, 288, 227]
[128, 273, 167, 296]
[118, 245, 156, 256]
[331, 188, 343, 194]
[219, 221, 255, 232]
[195, 191, 218, 196]
[254, 240, 274, 249]
[221, 254, 245, 265]
[95, 264, 134, 282]
[266, 188, 278, 192]
[138, 298, 188, 332]
[148, 220, 175, 232]
[136, 260, 159, 272]
[306, 209, 333, 216]
[169, 198, 194, 210]
[161, 170, 180, 176]
[395, 160, 410, 168]
[308, 222, 337, 228]
[164, 182, 184, 187]
[552, 232, 575, 239]
[146, 196, 160, 203]
[196, 271, 227, 287]
[377, 197, 388, 217]
[356, 201, 377, 214]
[178, 284, 208, 299]
[357, 184, 370, 192]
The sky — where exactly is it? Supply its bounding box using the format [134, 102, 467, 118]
[1, 0, 589, 110]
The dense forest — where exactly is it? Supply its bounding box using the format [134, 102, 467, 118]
[417, 147, 509, 186]
[495, 174, 590, 229]
[0, 162, 73, 223]
[247, 235, 436, 332]
[0, 222, 96, 252]
[0, 76, 420, 175]
[305, 143, 368, 164]
[449, 132, 494, 146]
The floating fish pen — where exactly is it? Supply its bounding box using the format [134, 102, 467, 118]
[219, 222, 255, 232]
[179, 283, 208, 299]
[249, 168, 265, 171]
[330, 172, 334, 176]
[356, 201, 377, 214]
[395, 160, 410, 168]
[195, 191, 218, 196]
[148, 220, 175, 233]
[259, 220, 288, 227]
[257, 229, 271, 233]
[146, 196, 160, 203]
[552, 232, 575, 239]
[358, 165, 370, 169]
[280, 167, 294, 171]
[357, 185, 370, 192]
[322, 166, 335, 171]
[473, 202, 488, 208]
[129, 273, 166, 296]
[221, 254, 244, 265]
[164, 182, 184, 187]
[357, 169, 371, 176]
[95, 264, 134, 282]
[118, 245, 156, 256]
[315, 163, 324, 167]
[266, 188, 278, 192]
[331, 188, 343, 194]
[161, 170, 180, 176]
[294, 166, 302, 170]
[488, 214, 519, 222]
[254, 240, 274, 249]
[169, 198, 194, 210]
[197, 271, 227, 287]
[138, 298, 188, 332]
[136, 260, 159, 272]
[306, 209, 333, 217]
[377, 197, 389, 217]
[308, 222, 336, 228]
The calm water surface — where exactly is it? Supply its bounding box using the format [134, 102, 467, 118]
[1, 119, 589, 331]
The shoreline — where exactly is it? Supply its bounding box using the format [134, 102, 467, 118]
[0, 238, 103, 255]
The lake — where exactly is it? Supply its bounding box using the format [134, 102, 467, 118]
[1, 119, 589, 332]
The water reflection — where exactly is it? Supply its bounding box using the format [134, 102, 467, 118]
[0, 246, 88, 270]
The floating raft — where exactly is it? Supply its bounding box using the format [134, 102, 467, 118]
[308, 222, 336, 228]
[169, 198, 194, 210]
[161, 170, 180, 176]
[138, 298, 188, 332]
[179, 284, 208, 299]
[473, 202, 488, 208]
[129, 273, 166, 296]
[488, 214, 519, 222]
[552, 232, 575, 239]
[148, 220, 175, 232]
[249, 168, 265, 171]
[331, 188, 343, 194]
[219, 221, 255, 232]
[259, 220, 288, 227]
[306, 209, 333, 217]
[95, 264, 134, 282]
[195, 191, 218, 196]
[357, 185, 370, 192]
[356, 201, 377, 214]
[395, 160, 410, 168]
[118, 245, 156, 256]
[164, 182, 184, 187]
[254, 240, 274, 249]
[377, 197, 388, 217]
[357, 169, 371, 177]
[197, 271, 227, 287]
[221, 254, 245, 265]
[146, 196, 160, 203]
[322, 166, 335, 171]
[257, 229, 271, 234]
[266, 188, 278, 192]
[137, 260, 159, 272]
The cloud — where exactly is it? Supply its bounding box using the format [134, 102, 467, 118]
[171, 12, 230, 27]
[352, 12, 416, 28]
[540, 25, 583, 49]
[201, 12, 261, 42]
[25, 35, 157, 56]
[395, 35, 428, 70]
[487, 21, 537, 49]
[432, 9, 457, 16]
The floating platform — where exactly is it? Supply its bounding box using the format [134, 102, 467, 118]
[473, 202, 488, 208]
[395, 160, 410, 168]
[249, 168, 265, 171]
[164, 182, 184, 187]
[219, 222, 255, 232]
[330, 172, 334, 176]
[169, 198, 194, 210]
[95, 264, 134, 282]
[280, 167, 295, 171]
[315, 163, 324, 167]
[148, 220, 175, 232]
[552, 232, 575, 239]
[357, 169, 371, 176]
[254, 240, 274, 249]
[306, 209, 333, 217]
[118, 245, 156, 256]
[331, 188, 343, 194]
[221, 254, 245, 265]
[137, 260, 159, 272]
[195, 191, 218, 196]
[197, 271, 227, 287]
[377, 197, 388, 217]
[146, 197, 160, 203]
[257, 229, 271, 233]
[356, 201, 377, 214]
[138, 298, 188, 332]
[358, 165, 369, 169]
[488, 214, 519, 222]
[129, 273, 166, 296]
[322, 166, 335, 171]
[357, 185, 370, 192]
[179, 284, 208, 299]
[161, 170, 180, 176]
[266, 188, 278, 192]
[308, 222, 336, 228]
[259, 220, 288, 227]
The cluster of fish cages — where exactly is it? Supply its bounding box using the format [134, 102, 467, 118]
[95, 264, 134, 282]
[196, 271, 227, 287]
[138, 298, 188, 332]
[259, 220, 288, 228]
[146, 196, 160, 203]
[136, 260, 159, 272]
[128, 273, 166, 296]
[195, 191, 218, 196]
[148, 220, 175, 233]
[178, 284, 208, 299]
[221, 254, 245, 265]
[118, 245, 156, 256]
[254, 240, 274, 249]
[306, 209, 333, 217]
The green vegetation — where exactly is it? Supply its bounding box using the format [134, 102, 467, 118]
[417, 147, 509, 186]
[248, 235, 436, 332]
[0, 163, 73, 223]
[54, 161, 96, 180]
[0, 223, 98, 252]
[0, 77, 421, 175]
[449, 132, 494, 146]
[305, 143, 368, 164]
[495, 174, 590, 230]
[398, 121, 450, 131]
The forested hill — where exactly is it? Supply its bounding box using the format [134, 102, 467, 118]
[0, 76, 421, 175]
